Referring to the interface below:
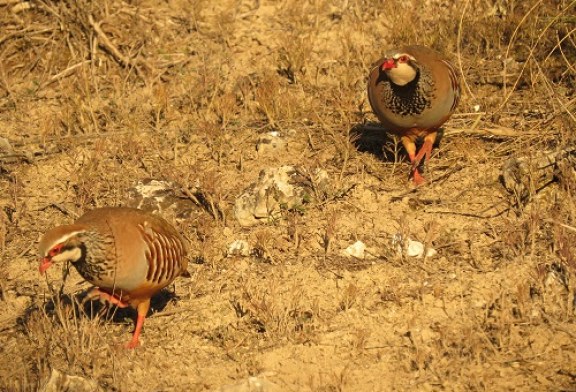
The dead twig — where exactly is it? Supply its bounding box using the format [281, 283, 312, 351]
[544, 220, 576, 234]
[444, 127, 540, 137]
[38, 203, 79, 219]
[39, 60, 92, 89]
[88, 14, 153, 75]
[360, 123, 537, 138]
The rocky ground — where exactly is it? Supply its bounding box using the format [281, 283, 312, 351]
[0, 0, 575, 390]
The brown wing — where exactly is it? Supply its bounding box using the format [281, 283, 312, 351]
[441, 59, 460, 113]
[76, 207, 189, 292]
[404, 45, 460, 114]
[137, 220, 188, 286]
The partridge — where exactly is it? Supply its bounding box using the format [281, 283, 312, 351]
[38, 207, 189, 348]
[367, 45, 460, 184]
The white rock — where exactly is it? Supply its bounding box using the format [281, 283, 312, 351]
[343, 240, 367, 259]
[407, 239, 437, 258]
[392, 234, 437, 259]
[227, 240, 251, 257]
[126, 178, 196, 219]
[234, 166, 329, 227]
[134, 179, 171, 199]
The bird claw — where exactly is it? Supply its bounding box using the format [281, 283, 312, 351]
[411, 168, 426, 185]
[83, 288, 130, 308]
[125, 339, 140, 349]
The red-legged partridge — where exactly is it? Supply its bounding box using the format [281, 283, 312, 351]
[38, 207, 188, 348]
[367, 45, 460, 184]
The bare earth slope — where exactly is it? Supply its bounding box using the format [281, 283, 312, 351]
[0, 0, 575, 391]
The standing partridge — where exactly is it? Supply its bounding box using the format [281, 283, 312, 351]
[38, 207, 189, 348]
[367, 45, 460, 184]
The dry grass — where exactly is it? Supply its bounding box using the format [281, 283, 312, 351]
[1, 0, 575, 390]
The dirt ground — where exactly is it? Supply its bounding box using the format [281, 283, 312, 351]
[1, 0, 575, 391]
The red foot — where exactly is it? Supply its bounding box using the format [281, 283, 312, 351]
[124, 313, 146, 349]
[85, 288, 129, 308]
[412, 170, 426, 185]
[407, 152, 426, 185]
[125, 339, 140, 349]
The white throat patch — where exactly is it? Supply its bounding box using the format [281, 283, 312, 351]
[387, 62, 417, 86]
[52, 247, 83, 263]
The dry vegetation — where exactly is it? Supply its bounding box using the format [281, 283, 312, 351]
[0, 0, 575, 390]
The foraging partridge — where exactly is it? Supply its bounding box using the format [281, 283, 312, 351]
[367, 45, 460, 184]
[38, 207, 188, 348]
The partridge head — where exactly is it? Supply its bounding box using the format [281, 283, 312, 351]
[367, 45, 460, 184]
[38, 207, 189, 348]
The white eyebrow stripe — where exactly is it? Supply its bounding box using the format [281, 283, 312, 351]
[392, 53, 415, 61]
[43, 230, 86, 256]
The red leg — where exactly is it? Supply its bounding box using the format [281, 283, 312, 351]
[412, 132, 436, 167]
[400, 135, 425, 185]
[410, 132, 438, 185]
[411, 168, 426, 185]
[126, 300, 150, 349]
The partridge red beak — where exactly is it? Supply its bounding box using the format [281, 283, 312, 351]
[381, 58, 396, 70]
[39, 257, 53, 274]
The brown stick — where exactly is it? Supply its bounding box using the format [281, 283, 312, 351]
[87, 14, 152, 74]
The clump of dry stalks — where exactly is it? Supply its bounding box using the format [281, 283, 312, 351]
[0, 0, 575, 390]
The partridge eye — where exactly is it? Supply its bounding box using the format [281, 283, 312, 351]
[399, 55, 409, 62]
[49, 244, 63, 256]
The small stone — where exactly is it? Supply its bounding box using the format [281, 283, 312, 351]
[233, 166, 329, 226]
[342, 240, 367, 259]
[227, 240, 251, 257]
[406, 239, 437, 258]
[392, 234, 437, 258]
[126, 179, 196, 219]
